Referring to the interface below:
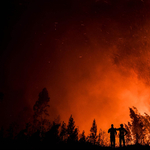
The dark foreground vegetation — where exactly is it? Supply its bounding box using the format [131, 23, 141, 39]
[0, 88, 150, 149]
[1, 140, 150, 149]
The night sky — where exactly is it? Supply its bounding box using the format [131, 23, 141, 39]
[1, 0, 150, 135]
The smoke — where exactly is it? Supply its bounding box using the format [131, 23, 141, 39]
[47, 0, 150, 134]
[1, 0, 150, 135]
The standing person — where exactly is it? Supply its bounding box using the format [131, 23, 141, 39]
[117, 124, 128, 147]
[108, 124, 117, 148]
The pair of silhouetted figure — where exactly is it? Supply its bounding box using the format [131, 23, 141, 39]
[108, 124, 127, 148]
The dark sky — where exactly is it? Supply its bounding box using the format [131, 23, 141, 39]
[1, 0, 150, 135]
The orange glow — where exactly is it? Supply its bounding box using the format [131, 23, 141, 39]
[46, 43, 150, 136]
[44, 23, 150, 136]
[2, 1, 150, 142]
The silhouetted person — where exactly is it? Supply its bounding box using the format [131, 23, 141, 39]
[108, 124, 117, 148]
[116, 124, 128, 147]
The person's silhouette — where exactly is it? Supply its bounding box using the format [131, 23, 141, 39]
[116, 124, 128, 147]
[108, 124, 117, 148]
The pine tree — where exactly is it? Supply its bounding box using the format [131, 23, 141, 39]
[67, 115, 75, 135]
[67, 115, 78, 143]
[79, 130, 86, 143]
[33, 88, 50, 133]
[71, 128, 78, 141]
[97, 132, 101, 146]
[89, 119, 97, 145]
[60, 121, 67, 142]
[45, 121, 60, 143]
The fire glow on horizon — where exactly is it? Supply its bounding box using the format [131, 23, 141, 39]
[48, 48, 150, 135]
[1, 0, 150, 137]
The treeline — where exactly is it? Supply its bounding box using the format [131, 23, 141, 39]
[0, 88, 108, 149]
[0, 88, 150, 149]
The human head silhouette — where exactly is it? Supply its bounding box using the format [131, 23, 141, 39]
[111, 124, 114, 128]
[120, 124, 123, 128]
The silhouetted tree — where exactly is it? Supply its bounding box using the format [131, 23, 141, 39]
[60, 121, 67, 142]
[97, 132, 101, 146]
[71, 128, 78, 141]
[33, 88, 50, 133]
[89, 119, 97, 145]
[98, 129, 106, 146]
[142, 113, 150, 144]
[138, 114, 146, 144]
[44, 121, 60, 148]
[129, 107, 145, 144]
[130, 107, 139, 144]
[137, 113, 150, 145]
[125, 122, 132, 145]
[67, 115, 78, 143]
[79, 130, 86, 143]
[67, 115, 75, 135]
